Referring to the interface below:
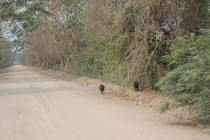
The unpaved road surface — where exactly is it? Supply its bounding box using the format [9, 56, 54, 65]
[0, 65, 209, 140]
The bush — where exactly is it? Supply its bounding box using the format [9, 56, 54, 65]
[155, 101, 170, 113]
[0, 40, 14, 68]
[157, 29, 210, 123]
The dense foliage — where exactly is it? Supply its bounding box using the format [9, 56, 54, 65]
[157, 29, 210, 122]
[0, 39, 14, 68]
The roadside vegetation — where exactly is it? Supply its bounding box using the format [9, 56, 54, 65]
[0, 39, 14, 68]
[0, 0, 210, 124]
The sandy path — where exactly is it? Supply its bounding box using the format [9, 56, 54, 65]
[0, 65, 209, 140]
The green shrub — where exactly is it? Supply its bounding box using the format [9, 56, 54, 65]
[155, 101, 170, 113]
[0, 40, 13, 68]
[157, 29, 210, 123]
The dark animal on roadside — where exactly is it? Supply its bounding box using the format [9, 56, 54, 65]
[133, 81, 139, 91]
[99, 84, 105, 94]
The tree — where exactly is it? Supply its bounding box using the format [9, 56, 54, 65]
[0, 39, 14, 68]
[20, 0, 85, 68]
[0, 0, 49, 44]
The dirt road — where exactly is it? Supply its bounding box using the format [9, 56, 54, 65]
[0, 65, 209, 140]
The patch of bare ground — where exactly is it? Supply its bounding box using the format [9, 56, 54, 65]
[35, 67, 210, 132]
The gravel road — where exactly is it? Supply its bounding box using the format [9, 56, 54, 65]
[0, 65, 209, 140]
